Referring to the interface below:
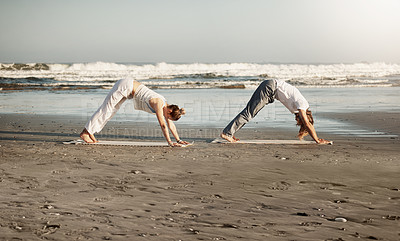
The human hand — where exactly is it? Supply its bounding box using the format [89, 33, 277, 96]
[177, 140, 190, 145]
[169, 142, 183, 147]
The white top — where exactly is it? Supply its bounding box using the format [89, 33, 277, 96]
[133, 84, 166, 114]
[275, 79, 309, 114]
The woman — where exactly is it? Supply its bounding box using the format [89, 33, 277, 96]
[80, 78, 189, 147]
[220, 79, 331, 144]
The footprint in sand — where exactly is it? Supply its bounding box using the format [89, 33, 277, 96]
[298, 180, 346, 190]
[269, 181, 291, 190]
[93, 196, 112, 202]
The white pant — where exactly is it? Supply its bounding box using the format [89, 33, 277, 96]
[85, 78, 133, 134]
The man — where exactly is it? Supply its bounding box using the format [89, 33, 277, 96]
[220, 79, 331, 144]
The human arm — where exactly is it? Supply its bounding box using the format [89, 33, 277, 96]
[155, 109, 174, 146]
[166, 118, 189, 145]
[152, 99, 185, 146]
[153, 100, 178, 146]
[298, 109, 331, 144]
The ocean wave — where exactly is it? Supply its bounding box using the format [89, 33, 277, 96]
[0, 63, 50, 71]
[1, 62, 400, 90]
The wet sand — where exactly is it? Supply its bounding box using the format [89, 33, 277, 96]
[0, 113, 399, 240]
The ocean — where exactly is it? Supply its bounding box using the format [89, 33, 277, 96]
[1, 62, 400, 90]
[1, 62, 400, 138]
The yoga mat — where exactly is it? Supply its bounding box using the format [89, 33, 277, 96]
[211, 138, 329, 145]
[63, 139, 193, 147]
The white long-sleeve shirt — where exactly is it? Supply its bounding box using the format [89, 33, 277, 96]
[275, 79, 309, 114]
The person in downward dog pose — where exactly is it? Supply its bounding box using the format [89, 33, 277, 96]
[80, 78, 189, 147]
[220, 79, 331, 144]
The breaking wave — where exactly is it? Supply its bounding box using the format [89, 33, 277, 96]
[1, 62, 399, 90]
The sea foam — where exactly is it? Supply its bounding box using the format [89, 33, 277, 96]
[1, 62, 400, 89]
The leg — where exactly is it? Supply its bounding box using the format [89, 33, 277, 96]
[82, 88, 127, 143]
[221, 80, 276, 141]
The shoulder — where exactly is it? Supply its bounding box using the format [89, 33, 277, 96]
[149, 97, 163, 104]
[149, 97, 166, 108]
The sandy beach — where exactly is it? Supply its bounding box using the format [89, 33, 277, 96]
[0, 113, 400, 240]
[0, 112, 399, 241]
[2, 0, 400, 239]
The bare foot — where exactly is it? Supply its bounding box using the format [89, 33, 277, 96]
[88, 133, 98, 143]
[80, 129, 94, 143]
[317, 138, 333, 145]
[220, 133, 238, 143]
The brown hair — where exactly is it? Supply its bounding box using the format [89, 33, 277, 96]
[168, 105, 186, 121]
[294, 109, 314, 140]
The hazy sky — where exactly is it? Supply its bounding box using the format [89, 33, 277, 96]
[1, 0, 399, 63]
